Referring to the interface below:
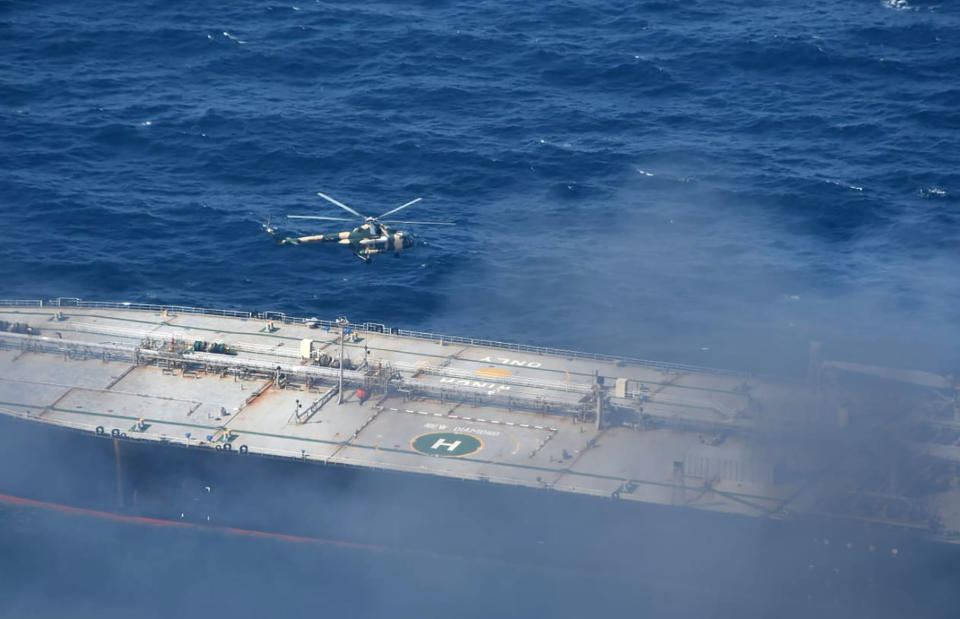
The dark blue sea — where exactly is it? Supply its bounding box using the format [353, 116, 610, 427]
[1, 0, 958, 616]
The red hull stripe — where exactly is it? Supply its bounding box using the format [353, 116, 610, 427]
[0, 492, 388, 552]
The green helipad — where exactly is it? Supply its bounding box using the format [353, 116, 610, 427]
[411, 432, 483, 457]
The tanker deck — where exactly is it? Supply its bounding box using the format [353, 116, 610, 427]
[1, 299, 959, 573]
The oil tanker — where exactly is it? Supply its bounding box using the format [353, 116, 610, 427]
[2, 297, 958, 589]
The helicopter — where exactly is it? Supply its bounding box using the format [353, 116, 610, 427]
[264, 192, 455, 263]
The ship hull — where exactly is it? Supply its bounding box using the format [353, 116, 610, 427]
[0, 412, 952, 596]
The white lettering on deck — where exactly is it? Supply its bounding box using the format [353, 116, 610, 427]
[453, 426, 500, 437]
[439, 377, 511, 394]
[479, 356, 542, 368]
[431, 438, 462, 452]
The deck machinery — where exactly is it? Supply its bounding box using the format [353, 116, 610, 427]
[1, 298, 959, 557]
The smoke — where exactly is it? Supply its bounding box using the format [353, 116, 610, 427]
[1, 160, 957, 619]
[2, 0, 959, 616]
[443, 165, 960, 376]
[414, 165, 960, 617]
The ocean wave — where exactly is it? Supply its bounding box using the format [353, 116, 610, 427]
[0, 0, 957, 371]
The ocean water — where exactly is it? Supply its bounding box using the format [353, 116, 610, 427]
[1, 0, 959, 616]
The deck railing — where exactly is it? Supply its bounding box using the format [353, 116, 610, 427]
[0, 297, 745, 377]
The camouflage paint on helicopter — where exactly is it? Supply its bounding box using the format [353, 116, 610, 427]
[264, 192, 453, 263]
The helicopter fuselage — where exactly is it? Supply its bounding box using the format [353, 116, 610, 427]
[270, 222, 414, 262]
[268, 191, 452, 263]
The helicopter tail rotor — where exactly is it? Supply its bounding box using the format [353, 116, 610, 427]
[262, 215, 276, 236]
[263, 216, 303, 245]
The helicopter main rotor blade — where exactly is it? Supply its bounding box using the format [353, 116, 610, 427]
[287, 215, 357, 222]
[316, 192, 366, 218]
[376, 197, 422, 220]
[380, 220, 456, 226]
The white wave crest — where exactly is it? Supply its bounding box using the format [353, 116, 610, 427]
[222, 31, 247, 44]
[883, 0, 912, 10]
